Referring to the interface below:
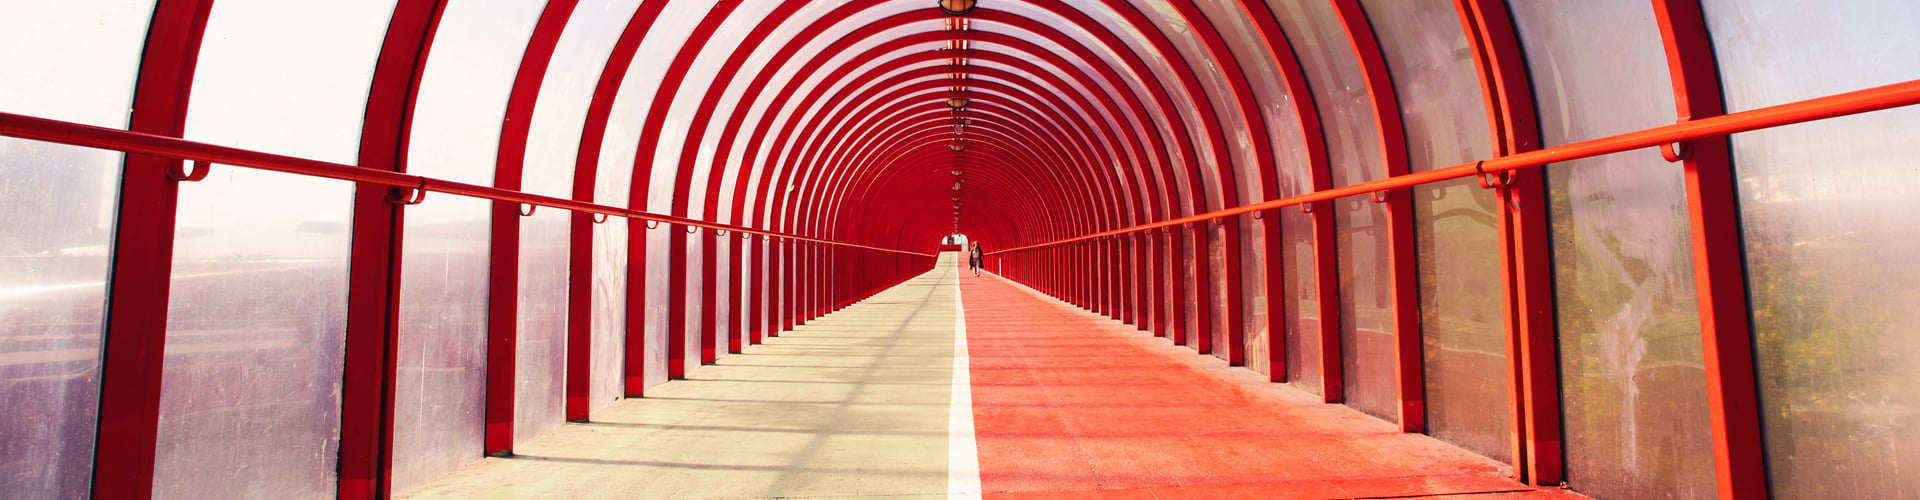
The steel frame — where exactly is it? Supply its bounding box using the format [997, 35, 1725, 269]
[1652, 0, 1767, 497]
[338, 0, 444, 497]
[88, 0, 216, 496]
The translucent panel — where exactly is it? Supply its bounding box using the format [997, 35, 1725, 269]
[720, 0, 846, 233]
[1281, 210, 1321, 394]
[1506, 2, 1717, 498]
[683, 5, 781, 359]
[390, 0, 545, 492]
[582, 1, 648, 409]
[514, 210, 568, 443]
[588, 191, 630, 410]
[1209, 226, 1228, 360]
[1182, 231, 1198, 348]
[0, 1, 153, 496]
[1189, 0, 1307, 374]
[1355, 0, 1492, 170]
[1066, 1, 1204, 216]
[1356, 0, 1509, 463]
[513, 0, 643, 445]
[1266, 0, 1396, 421]
[1700, 1, 1920, 498]
[968, 18, 1176, 187]
[637, 0, 717, 378]
[1413, 179, 1508, 464]
[1240, 219, 1271, 375]
[157, 0, 394, 496]
[1120, 0, 1249, 362]
[1339, 198, 1395, 421]
[1130, 0, 1253, 214]
[1265, 0, 1383, 188]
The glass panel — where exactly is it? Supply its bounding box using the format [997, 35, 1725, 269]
[390, 0, 546, 492]
[0, 1, 154, 496]
[1266, 0, 1395, 421]
[1507, 2, 1716, 498]
[1355, 0, 1508, 462]
[157, 0, 395, 496]
[1700, 1, 1920, 498]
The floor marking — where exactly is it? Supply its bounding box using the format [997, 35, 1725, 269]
[948, 257, 982, 500]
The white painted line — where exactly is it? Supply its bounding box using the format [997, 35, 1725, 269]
[948, 255, 982, 500]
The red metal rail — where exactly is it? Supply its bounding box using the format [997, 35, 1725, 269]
[990, 78, 1920, 254]
[0, 111, 933, 257]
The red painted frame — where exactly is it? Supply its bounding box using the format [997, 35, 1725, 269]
[1652, 0, 1767, 497]
[1454, 0, 1560, 485]
[566, 0, 671, 412]
[89, 0, 215, 496]
[1329, 0, 1425, 433]
[339, 0, 444, 496]
[484, 0, 580, 456]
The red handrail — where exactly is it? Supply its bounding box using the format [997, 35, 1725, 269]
[0, 112, 934, 257]
[991, 78, 1920, 254]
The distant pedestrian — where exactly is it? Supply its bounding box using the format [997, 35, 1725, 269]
[969, 241, 983, 277]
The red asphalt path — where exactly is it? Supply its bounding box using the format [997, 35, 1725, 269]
[959, 273, 1586, 499]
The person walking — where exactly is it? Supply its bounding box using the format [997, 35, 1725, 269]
[968, 241, 984, 277]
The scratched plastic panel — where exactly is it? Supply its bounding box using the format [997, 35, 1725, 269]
[1175, 230, 1190, 348]
[1267, 0, 1396, 421]
[1040, 0, 1201, 217]
[1192, 0, 1311, 376]
[634, 0, 710, 384]
[1507, 1, 1718, 498]
[1238, 217, 1268, 372]
[1356, 0, 1509, 463]
[513, 0, 643, 444]
[157, 0, 394, 496]
[1700, 1, 1920, 497]
[689, 6, 779, 357]
[1209, 225, 1228, 360]
[0, 1, 153, 495]
[389, 0, 544, 492]
[1281, 209, 1321, 394]
[589, 192, 629, 411]
[1338, 197, 1396, 422]
[588, 0, 643, 407]
[673, 3, 776, 362]
[1132, 0, 1260, 225]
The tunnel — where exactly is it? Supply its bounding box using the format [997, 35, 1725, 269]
[3, 0, 1919, 498]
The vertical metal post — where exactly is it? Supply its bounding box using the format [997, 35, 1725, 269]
[1456, 0, 1562, 484]
[340, 1, 442, 496]
[1330, 0, 1425, 433]
[487, 0, 579, 454]
[1652, 1, 1767, 497]
[91, 1, 215, 496]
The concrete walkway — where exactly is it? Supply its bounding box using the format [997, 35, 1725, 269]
[406, 253, 1580, 499]
[402, 257, 966, 499]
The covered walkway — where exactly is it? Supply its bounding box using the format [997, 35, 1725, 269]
[405, 255, 1576, 499]
[5, 1, 1920, 499]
